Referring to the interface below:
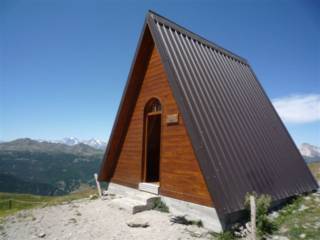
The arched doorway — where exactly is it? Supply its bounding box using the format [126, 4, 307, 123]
[143, 98, 161, 183]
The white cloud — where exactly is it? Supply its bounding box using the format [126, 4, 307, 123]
[272, 94, 320, 124]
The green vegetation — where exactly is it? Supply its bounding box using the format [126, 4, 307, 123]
[308, 162, 320, 181]
[0, 188, 97, 218]
[273, 194, 320, 240]
[245, 193, 277, 238]
[214, 190, 319, 240]
[170, 215, 203, 227]
[210, 231, 235, 240]
[191, 219, 203, 228]
[152, 198, 169, 213]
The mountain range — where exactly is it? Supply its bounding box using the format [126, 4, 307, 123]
[0, 138, 319, 196]
[299, 143, 320, 163]
[38, 137, 107, 150]
[0, 138, 104, 196]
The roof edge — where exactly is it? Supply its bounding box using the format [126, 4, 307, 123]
[147, 10, 248, 65]
[98, 18, 152, 181]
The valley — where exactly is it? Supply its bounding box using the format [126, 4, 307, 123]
[0, 139, 104, 196]
[0, 138, 319, 197]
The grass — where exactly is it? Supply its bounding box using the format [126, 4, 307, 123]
[273, 193, 320, 240]
[152, 198, 169, 213]
[270, 163, 320, 239]
[210, 231, 235, 240]
[211, 192, 320, 240]
[308, 162, 320, 181]
[0, 187, 97, 218]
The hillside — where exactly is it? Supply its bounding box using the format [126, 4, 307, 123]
[308, 161, 320, 182]
[0, 139, 104, 196]
[0, 174, 65, 196]
[0, 138, 102, 156]
[300, 143, 320, 163]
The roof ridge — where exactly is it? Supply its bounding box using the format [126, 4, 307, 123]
[147, 10, 248, 64]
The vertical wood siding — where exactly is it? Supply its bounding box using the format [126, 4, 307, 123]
[111, 46, 213, 206]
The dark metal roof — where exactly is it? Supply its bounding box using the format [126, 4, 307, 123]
[146, 11, 318, 215]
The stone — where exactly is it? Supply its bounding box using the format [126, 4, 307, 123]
[102, 190, 108, 196]
[272, 236, 289, 240]
[37, 232, 46, 238]
[126, 218, 149, 228]
[299, 233, 306, 239]
[89, 194, 98, 200]
[298, 204, 308, 212]
[184, 225, 208, 238]
[245, 222, 251, 231]
[269, 211, 279, 219]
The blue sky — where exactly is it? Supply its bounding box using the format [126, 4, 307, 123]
[1, 0, 319, 146]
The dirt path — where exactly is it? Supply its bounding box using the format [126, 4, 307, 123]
[1, 197, 213, 240]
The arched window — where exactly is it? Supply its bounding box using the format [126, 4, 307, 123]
[145, 98, 162, 113]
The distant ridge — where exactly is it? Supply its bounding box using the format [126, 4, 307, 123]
[38, 137, 107, 150]
[0, 138, 103, 156]
[299, 143, 320, 163]
[1, 138, 319, 163]
[0, 138, 104, 195]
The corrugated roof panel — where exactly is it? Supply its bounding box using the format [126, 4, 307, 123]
[148, 12, 318, 215]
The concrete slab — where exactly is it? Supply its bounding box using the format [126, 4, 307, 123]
[105, 183, 223, 232]
[138, 182, 159, 194]
[161, 195, 223, 233]
[107, 183, 160, 214]
[109, 198, 154, 214]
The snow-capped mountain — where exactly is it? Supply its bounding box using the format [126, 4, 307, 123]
[57, 137, 106, 149]
[82, 138, 107, 150]
[38, 137, 106, 150]
[299, 143, 320, 163]
[57, 137, 81, 146]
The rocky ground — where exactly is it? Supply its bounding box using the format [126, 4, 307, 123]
[0, 196, 213, 240]
[1, 190, 319, 240]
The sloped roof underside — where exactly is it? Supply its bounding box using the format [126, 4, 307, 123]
[147, 12, 318, 215]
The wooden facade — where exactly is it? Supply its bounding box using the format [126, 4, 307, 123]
[111, 45, 213, 206]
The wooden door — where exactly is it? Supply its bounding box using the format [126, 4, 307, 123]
[144, 112, 161, 182]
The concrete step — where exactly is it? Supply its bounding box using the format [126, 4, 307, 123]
[109, 198, 143, 214]
[107, 184, 158, 201]
[109, 196, 159, 214]
[138, 182, 159, 194]
[130, 191, 159, 203]
[105, 183, 160, 214]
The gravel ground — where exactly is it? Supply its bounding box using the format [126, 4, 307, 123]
[0, 197, 213, 240]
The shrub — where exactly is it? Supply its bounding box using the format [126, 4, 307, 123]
[245, 192, 277, 237]
[152, 198, 169, 213]
[170, 215, 203, 227]
[193, 219, 203, 228]
[211, 231, 235, 240]
[89, 194, 98, 200]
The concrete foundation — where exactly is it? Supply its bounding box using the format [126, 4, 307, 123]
[161, 196, 223, 232]
[105, 182, 223, 232]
